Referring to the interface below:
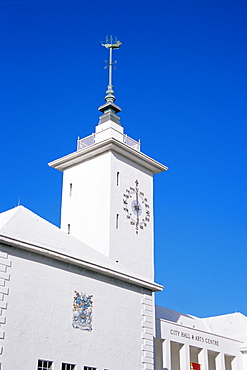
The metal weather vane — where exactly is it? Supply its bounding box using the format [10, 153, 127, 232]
[102, 36, 122, 103]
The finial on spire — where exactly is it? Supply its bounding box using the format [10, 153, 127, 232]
[98, 37, 122, 126]
[102, 36, 122, 103]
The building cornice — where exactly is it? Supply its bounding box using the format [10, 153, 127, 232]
[48, 137, 168, 174]
[0, 234, 163, 292]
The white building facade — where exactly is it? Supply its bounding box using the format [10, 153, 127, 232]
[0, 207, 160, 369]
[155, 307, 247, 370]
[0, 41, 167, 370]
[0, 41, 247, 370]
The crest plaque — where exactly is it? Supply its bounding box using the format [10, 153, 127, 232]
[72, 291, 93, 331]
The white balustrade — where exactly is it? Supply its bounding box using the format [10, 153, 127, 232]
[77, 128, 140, 152]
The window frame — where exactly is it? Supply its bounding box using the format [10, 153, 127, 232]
[61, 363, 76, 370]
[37, 359, 53, 370]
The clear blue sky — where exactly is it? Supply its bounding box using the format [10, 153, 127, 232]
[1, 0, 246, 318]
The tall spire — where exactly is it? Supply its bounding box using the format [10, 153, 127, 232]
[98, 36, 122, 126]
[102, 36, 122, 103]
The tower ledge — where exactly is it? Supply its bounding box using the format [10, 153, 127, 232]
[49, 137, 168, 174]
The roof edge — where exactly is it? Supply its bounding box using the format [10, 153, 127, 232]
[0, 234, 163, 292]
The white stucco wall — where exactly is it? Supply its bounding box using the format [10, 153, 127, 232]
[61, 150, 154, 281]
[1, 244, 152, 370]
[60, 151, 112, 256]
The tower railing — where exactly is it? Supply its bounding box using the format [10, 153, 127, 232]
[77, 128, 140, 152]
[77, 133, 95, 149]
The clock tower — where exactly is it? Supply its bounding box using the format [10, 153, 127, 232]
[49, 39, 167, 281]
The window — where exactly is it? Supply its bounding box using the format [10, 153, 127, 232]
[116, 171, 120, 186]
[37, 360, 53, 370]
[61, 363, 75, 370]
[84, 367, 97, 370]
[69, 183, 73, 196]
[116, 214, 119, 229]
[68, 224, 71, 234]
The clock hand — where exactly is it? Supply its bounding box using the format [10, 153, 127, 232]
[136, 189, 140, 216]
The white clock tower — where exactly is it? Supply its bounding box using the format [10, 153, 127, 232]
[49, 40, 167, 281]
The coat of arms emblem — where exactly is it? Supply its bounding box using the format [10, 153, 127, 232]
[72, 291, 93, 331]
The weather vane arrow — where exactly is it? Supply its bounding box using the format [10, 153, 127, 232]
[101, 36, 122, 103]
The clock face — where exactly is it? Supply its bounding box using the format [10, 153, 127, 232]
[123, 180, 150, 234]
[131, 200, 142, 216]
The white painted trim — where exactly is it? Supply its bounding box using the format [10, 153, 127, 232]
[49, 137, 168, 174]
